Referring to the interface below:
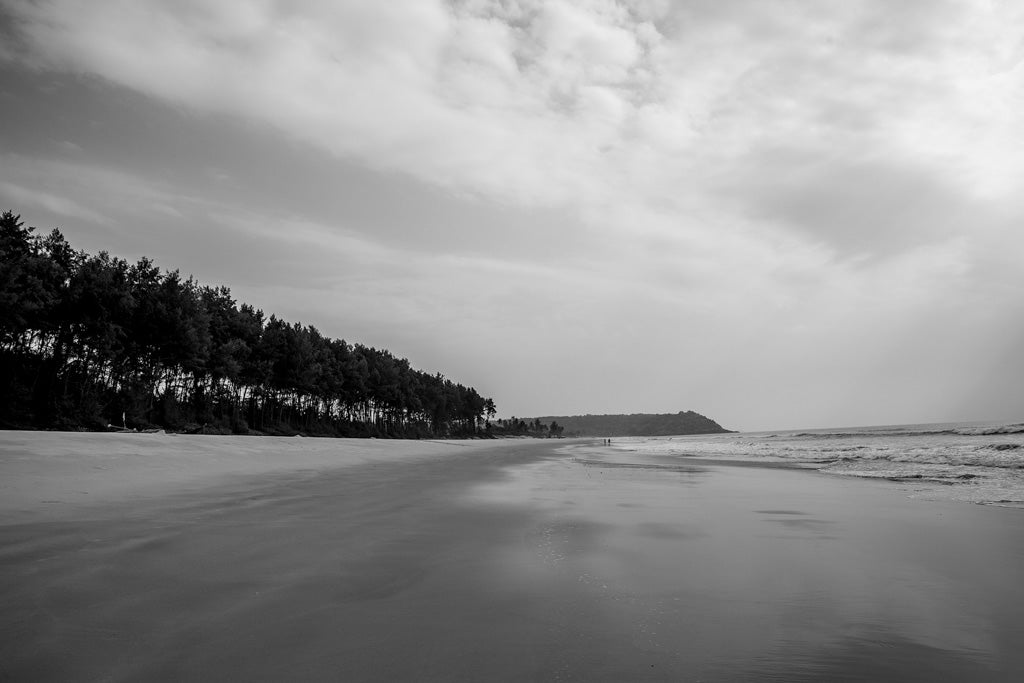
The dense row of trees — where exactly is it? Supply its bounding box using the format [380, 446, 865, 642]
[492, 417, 564, 438]
[0, 210, 496, 437]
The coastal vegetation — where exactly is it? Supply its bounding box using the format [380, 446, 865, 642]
[489, 417, 565, 438]
[530, 411, 731, 437]
[0, 210, 495, 437]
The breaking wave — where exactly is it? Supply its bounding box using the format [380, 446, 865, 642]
[613, 420, 1024, 506]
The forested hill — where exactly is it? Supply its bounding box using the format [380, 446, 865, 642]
[532, 411, 732, 437]
[0, 210, 495, 437]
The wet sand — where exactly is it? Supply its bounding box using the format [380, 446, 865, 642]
[2, 434, 1023, 681]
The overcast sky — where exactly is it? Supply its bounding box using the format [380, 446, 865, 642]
[2, 0, 1023, 431]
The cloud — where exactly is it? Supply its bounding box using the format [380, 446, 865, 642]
[8, 0, 1021, 230]
[0, 179, 107, 225]
[715, 151, 985, 254]
[0, 154, 199, 232]
[0, 1, 659, 207]
[3, 0, 1024, 427]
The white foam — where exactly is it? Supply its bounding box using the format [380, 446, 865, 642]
[614, 422, 1024, 506]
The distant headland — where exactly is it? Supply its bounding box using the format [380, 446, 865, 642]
[526, 411, 732, 437]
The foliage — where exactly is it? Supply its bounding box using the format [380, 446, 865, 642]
[487, 417, 564, 438]
[0, 210, 496, 437]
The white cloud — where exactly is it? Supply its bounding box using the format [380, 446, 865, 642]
[8, 0, 1016, 231]
[6, 0, 1021, 212]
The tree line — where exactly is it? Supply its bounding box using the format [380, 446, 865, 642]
[0, 210, 496, 437]
[492, 417, 565, 438]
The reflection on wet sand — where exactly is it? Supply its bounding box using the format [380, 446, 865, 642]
[466, 442, 1024, 681]
[2, 437, 1022, 681]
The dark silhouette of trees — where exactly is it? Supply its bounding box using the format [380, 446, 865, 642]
[488, 416, 560, 438]
[0, 210, 495, 437]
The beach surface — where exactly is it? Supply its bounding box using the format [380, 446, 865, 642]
[2, 432, 1023, 681]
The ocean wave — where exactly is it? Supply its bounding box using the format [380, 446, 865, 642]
[619, 424, 1024, 506]
[954, 425, 1024, 436]
[632, 441, 1024, 469]
[786, 423, 1024, 439]
[825, 448, 1024, 469]
[790, 429, 958, 439]
[821, 461, 996, 481]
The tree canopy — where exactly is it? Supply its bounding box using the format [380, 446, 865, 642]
[0, 210, 496, 437]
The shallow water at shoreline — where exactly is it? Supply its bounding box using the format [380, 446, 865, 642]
[606, 421, 1024, 507]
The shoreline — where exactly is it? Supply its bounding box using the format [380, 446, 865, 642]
[2, 434, 1022, 680]
[598, 427, 1024, 508]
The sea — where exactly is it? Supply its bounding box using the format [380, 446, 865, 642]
[608, 420, 1024, 508]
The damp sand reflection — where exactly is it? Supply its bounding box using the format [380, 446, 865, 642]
[462, 442, 1024, 681]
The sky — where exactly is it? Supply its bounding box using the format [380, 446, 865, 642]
[1, 0, 1023, 431]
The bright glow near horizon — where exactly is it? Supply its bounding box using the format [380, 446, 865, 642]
[2, 0, 1023, 431]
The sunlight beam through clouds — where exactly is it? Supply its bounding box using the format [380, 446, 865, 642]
[2, 0, 1023, 428]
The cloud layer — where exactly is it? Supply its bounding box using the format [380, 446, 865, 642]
[2, 0, 1023, 428]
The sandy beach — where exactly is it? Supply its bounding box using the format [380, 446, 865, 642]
[2, 432, 1023, 681]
